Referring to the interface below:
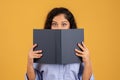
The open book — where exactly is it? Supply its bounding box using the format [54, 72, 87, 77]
[33, 29, 84, 64]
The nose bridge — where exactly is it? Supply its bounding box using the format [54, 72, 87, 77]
[57, 23, 62, 29]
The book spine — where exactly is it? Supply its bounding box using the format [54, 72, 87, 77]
[55, 30, 61, 64]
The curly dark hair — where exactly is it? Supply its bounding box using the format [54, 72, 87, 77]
[44, 7, 77, 29]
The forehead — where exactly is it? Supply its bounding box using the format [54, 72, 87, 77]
[52, 14, 68, 22]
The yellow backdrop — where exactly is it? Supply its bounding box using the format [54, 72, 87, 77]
[0, 0, 120, 80]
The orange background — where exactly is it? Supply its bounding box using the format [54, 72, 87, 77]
[0, 0, 120, 80]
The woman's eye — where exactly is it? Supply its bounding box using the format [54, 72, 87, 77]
[62, 23, 67, 26]
[52, 23, 57, 26]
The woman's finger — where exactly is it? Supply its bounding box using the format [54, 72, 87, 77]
[76, 53, 83, 57]
[78, 43, 86, 51]
[30, 44, 37, 52]
[33, 53, 42, 58]
[32, 44, 37, 49]
[75, 48, 84, 54]
[33, 50, 42, 54]
[82, 42, 87, 49]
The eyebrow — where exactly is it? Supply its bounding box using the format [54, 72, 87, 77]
[52, 20, 68, 23]
[52, 21, 57, 23]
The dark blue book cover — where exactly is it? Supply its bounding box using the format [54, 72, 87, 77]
[33, 29, 84, 64]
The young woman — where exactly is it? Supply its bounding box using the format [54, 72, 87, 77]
[26, 7, 94, 80]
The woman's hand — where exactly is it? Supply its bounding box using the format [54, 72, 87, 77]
[27, 44, 43, 80]
[28, 44, 43, 66]
[75, 42, 91, 65]
[75, 42, 92, 80]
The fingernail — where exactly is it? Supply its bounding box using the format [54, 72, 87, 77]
[78, 43, 80, 46]
[39, 50, 42, 52]
[75, 49, 77, 51]
[75, 53, 78, 55]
